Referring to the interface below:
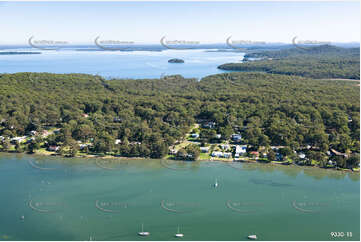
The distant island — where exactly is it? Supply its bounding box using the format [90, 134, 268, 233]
[0, 51, 41, 55]
[168, 58, 184, 63]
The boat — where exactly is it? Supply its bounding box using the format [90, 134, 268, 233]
[138, 224, 150, 236]
[248, 234, 257, 240]
[214, 179, 218, 188]
[174, 226, 184, 238]
[20, 215, 25, 220]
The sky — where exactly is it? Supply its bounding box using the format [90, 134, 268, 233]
[0, 1, 359, 45]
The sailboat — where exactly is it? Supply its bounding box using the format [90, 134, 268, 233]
[248, 234, 257, 240]
[214, 178, 218, 188]
[174, 226, 184, 238]
[138, 224, 150, 236]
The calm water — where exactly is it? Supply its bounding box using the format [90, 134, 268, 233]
[0, 154, 359, 241]
[0, 49, 243, 79]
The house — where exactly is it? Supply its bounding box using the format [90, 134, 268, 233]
[10, 136, 27, 144]
[200, 147, 210, 153]
[231, 134, 242, 142]
[215, 134, 221, 139]
[203, 122, 216, 129]
[47, 145, 60, 152]
[211, 151, 232, 158]
[190, 133, 199, 138]
[81, 113, 89, 118]
[211, 151, 223, 157]
[235, 145, 247, 156]
[115, 139, 122, 145]
[249, 151, 259, 159]
[79, 144, 89, 150]
[223, 152, 232, 158]
[298, 153, 306, 159]
[220, 144, 230, 150]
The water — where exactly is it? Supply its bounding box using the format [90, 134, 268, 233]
[0, 154, 359, 241]
[0, 49, 243, 79]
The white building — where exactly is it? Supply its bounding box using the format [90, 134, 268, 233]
[235, 145, 247, 156]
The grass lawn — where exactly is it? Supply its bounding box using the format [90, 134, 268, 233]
[199, 152, 211, 160]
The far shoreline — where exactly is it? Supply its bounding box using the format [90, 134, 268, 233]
[0, 150, 358, 174]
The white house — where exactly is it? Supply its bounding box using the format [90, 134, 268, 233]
[190, 133, 199, 138]
[211, 151, 223, 157]
[298, 153, 306, 159]
[235, 145, 247, 156]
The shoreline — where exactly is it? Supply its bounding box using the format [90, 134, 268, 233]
[0, 150, 358, 173]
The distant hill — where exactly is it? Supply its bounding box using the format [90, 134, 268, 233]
[219, 45, 360, 79]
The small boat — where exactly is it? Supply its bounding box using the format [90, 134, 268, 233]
[174, 226, 184, 238]
[214, 179, 218, 188]
[248, 235, 257, 240]
[20, 215, 25, 220]
[138, 224, 150, 236]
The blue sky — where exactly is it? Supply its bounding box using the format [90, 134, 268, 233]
[0, 1, 359, 44]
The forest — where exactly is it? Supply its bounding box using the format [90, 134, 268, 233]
[0, 68, 359, 169]
[219, 45, 360, 79]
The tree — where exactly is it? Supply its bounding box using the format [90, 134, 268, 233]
[185, 144, 201, 161]
[346, 154, 360, 169]
[267, 149, 276, 162]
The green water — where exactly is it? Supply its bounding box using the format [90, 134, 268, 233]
[0, 153, 359, 241]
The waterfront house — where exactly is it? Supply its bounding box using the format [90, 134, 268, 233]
[10, 136, 27, 144]
[235, 145, 247, 156]
[298, 153, 306, 159]
[249, 151, 259, 158]
[211, 151, 223, 157]
[48, 145, 60, 152]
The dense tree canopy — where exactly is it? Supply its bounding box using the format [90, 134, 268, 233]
[0, 66, 359, 163]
